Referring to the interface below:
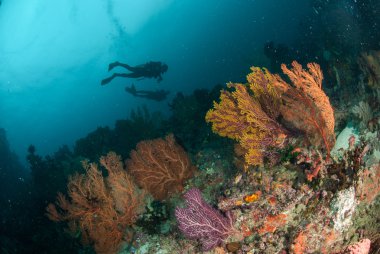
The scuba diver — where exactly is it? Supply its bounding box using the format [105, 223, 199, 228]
[125, 84, 170, 102]
[101, 61, 168, 85]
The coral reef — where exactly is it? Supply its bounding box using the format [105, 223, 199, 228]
[11, 58, 380, 254]
[4, 1, 380, 252]
[171, 62, 378, 253]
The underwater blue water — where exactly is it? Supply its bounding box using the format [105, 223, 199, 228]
[1, 0, 379, 253]
[0, 0, 310, 164]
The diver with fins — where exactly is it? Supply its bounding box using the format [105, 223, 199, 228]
[125, 84, 170, 102]
[101, 61, 168, 85]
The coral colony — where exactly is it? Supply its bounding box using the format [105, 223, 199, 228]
[46, 62, 380, 253]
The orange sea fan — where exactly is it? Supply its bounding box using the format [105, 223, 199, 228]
[279, 61, 335, 155]
[46, 152, 146, 254]
[127, 134, 197, 200]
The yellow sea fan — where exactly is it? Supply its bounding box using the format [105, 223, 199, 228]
[240, 128, 267, 166]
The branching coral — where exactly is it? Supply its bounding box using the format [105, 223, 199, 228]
[46, 152, 145, 254]
[206, 61, 335, 166]
[126, 134, 197, 200]
[205, 68, 287, 166]
[175, 188, 239, 251]
[279, 61, 335, 155]
[246, 66, 284, 119]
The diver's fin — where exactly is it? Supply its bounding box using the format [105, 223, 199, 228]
[108, 61, 120, 71]
[125, 84, 137, 95]
[101, 77, 113, 85]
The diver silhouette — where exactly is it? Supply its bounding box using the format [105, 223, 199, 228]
[101, 61, 168, 85]
[125, 84, 170, 102]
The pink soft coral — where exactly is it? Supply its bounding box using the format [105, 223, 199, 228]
[343, 239, 371, 254]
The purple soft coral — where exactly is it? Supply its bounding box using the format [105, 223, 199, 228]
[175, 188, 237, 251]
